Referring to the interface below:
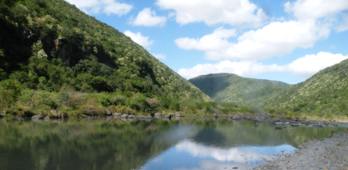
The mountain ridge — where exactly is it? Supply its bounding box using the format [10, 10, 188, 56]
[190, 73, 290, 109]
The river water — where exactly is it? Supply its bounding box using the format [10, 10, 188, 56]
[0, 119, 344, 170]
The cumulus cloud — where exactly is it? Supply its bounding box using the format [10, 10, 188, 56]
[174, 0, 348, 61]
[132, 8, 167, 27]
[156, 0, 267, 27]
[178, 52, 348, 79]
[124, 30, 152, 48]
[176, 20, 330, 61]
[285, 0, 348, 20]
[176, 27, 236, 57]
[287, 52, 348, 76]
[65, 0, 132, 16]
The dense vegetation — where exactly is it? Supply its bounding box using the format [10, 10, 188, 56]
[266, 59, 348, 119]
[190, 73, 289, 111]
[0, 0, 251, 118]
[191, 67, 348, 120]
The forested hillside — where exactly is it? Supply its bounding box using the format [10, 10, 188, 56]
[266, 59, 348, 119]
[0, 0, 247, 118]
[190, 73, 289, 110]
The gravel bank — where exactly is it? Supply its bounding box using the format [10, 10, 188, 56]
[255, 133, 348, 170]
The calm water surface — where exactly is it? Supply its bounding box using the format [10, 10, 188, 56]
[0, 119, 345, 170]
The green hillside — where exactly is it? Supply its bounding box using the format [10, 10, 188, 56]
[190, 73, 289, 109]
[0, 0, 239, 117]
[266, 59, 348, 119]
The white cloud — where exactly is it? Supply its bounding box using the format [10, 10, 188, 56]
[174, 0, 348, 62]
[176, 27, 236, 57]
[285, 0, 348, 20]
[156, 0, 267, 27]
[124, 30, 152, 48]
[287, 52, 348, 76]
[65, 0, 132, 16]
[177, 20, 330, 61]
[132, 8, 167, 27]
[224, 20, 330, 61]
[178, 52, 348, 79]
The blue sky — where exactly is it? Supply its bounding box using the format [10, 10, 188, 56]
[65, 0, 348, 84]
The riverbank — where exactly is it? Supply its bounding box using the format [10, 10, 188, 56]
[255, 133, 348, 170]
[1, 111, 348, 128]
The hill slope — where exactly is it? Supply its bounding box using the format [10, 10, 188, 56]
[0, 0, 211, 116]
[267, 59, 348, 118]
[190, 73, 289, 109]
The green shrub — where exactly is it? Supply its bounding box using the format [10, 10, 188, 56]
[101, 95, 126, 107]
[128, 94, 147, 112]
[144, 98, 160, 113]
[0, 79, 23, 111]
[58, 88, 85, 109]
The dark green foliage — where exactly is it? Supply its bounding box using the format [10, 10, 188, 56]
[0, 0, 205, 96]
[101, 95, 127, 107]
[0, 49, 6, 79]
[190, 73, 289, 110]
[0, 79, 22, 110]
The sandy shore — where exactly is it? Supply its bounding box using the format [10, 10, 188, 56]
[255, 133, 348, 170]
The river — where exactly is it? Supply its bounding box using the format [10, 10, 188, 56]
[0, 119, 345, 170]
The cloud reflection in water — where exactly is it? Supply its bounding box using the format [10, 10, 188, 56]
[141, 139, 296, 170]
